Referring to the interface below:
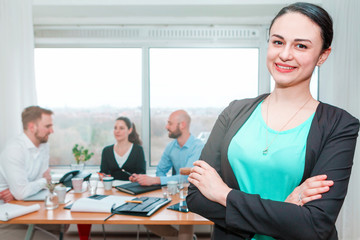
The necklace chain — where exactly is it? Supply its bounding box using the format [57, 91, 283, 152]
[263, 95, 312, 155]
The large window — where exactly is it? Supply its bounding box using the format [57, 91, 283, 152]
[35, 47, 259, 167]
[35, 48, 142, 165]
[149, 48, 259, 165]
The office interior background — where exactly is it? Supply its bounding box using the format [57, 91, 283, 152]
[0, 0, 359, 239]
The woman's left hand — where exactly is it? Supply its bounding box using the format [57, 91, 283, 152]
[188, 160, 232, 206]
[285, 175, 333, 206]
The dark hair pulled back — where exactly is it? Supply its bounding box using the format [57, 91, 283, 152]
[269, 2, 333, 50]
[116, 116, 142, 145]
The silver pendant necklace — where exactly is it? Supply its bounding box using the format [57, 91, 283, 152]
[263, 95, 312, 155]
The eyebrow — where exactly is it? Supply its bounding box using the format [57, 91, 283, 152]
[271, 34, 312, 43]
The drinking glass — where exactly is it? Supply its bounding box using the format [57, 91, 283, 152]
[178, 167, 191, 192]
[88, 179, 98, 195]
[44, 191, 59, 210]
[161, 186, 172, 200]
[179, 182, 189, 200]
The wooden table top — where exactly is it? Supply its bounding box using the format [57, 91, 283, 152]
[1, 186, 213, 225]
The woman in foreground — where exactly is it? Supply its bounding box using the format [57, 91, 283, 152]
[187, 2, 359, 240]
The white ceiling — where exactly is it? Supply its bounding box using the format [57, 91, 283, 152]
[32, 0, 323, 26]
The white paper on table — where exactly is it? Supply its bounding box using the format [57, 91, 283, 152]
[70, 195, 134, 213]
[112, 180, 131, 187]
[97, 180, 130, 188]
[23, 189, 49, 201]
[0, 203, 40, 221]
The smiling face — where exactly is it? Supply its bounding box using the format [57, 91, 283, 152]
[113, 120, 132, 142]
[267, 12, 331, 89]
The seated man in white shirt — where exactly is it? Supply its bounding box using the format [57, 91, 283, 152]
[0, 106, 63, 239]
[0, 106, 53, 200]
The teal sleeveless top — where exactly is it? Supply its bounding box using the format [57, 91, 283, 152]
[228, 101, 314, 240]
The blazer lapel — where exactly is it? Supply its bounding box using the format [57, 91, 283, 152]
[221, 94, 268, 190]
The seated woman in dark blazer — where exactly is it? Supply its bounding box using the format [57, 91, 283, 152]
[100, 117, 146, 180]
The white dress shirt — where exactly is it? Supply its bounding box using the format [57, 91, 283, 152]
[0, 133, 48, 200]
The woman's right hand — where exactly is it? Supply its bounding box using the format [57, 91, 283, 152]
[129, 173, 138, 182]
[285, 175, 334, 206]
[97, 172, 111, 181]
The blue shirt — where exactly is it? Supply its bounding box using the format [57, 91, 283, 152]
[156, 134, 204, 185]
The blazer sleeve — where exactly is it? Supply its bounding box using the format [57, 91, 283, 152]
[188, 103, 360, 240]
[187, 100, 254, 239]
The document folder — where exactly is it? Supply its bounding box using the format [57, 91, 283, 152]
[65, 195, 170, 217]
[112, 196, 171, 217]
[115, 182, 162, 195]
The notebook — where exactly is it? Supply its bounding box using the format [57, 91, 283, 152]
[115, 182, 162, 195]
[64, 195, 133, 213]
[64, 195, 171, 218]
[112, 196, 171, 217]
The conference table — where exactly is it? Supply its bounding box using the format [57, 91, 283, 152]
[1, 185, 213, 240]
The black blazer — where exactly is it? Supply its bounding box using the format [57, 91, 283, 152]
[100, 144, 146, 180]
[187, 94, 359, 240]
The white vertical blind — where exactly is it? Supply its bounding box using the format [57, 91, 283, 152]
[0, 0, 37, 150]
[321, 1, 360, 239]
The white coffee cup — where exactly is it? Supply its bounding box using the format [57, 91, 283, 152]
[55, 185, 67, 204]
[167, 181, 178, 195]
[103, 176, 114, 191]
[72, 178, 84, 193]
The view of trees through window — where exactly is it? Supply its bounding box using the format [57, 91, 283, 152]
[35, 48, 142, 165]
[35, 48, 259, 166]
[149, 48, 259, 165]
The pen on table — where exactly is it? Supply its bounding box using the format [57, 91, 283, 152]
[125, 200, 143, 204]
[104, 212, 116, 221]
[121, 169, 132, 176]
[97, 172, 109, 179]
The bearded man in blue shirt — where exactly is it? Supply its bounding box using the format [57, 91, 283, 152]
[130, 109, 204, 186]
[130, 109, 204, 240]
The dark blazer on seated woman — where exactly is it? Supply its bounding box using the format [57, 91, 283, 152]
[100, 144, 146, 180]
